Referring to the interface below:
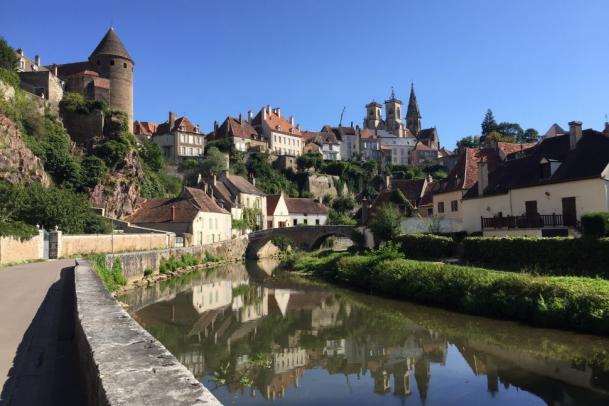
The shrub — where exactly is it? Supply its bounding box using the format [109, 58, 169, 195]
[289, 251, 609, 335]
[397, 234, 454, 260]
[143, 268, 153, 277]
[205, 251, 220, 262]
[0, 218, 38, 240]
[0, 68, 19, 88]
[83, 214, 112, 234]
[581, 212, 609, 238]
[271, 236, 291, 252]
[80, 156, 108, 188]
[89, 255, 127, 292]
[463, 237, 609, 277]
[327, 209, 357, 226]
[369, 203, 402, 243]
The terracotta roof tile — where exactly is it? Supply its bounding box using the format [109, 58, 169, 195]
[252, 107, 302, 137]
[285, 198, 328, 214]
[267, 194, 281, 215]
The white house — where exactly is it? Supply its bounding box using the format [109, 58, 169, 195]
[462, 121, 609, 236]
[252, 105, 304, 157]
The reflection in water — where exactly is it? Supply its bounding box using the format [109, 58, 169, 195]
[121, 262, 609, 406]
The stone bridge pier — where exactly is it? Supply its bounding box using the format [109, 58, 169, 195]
[246, 225, 359, 259]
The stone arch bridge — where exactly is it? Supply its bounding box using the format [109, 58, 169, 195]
[246, 225, 359, 259]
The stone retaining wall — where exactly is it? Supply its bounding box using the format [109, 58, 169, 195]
[0, 231, 43, 265]
[61, 233, 173, 258]
[106, 236, 249, 282]
[74, 259, 221, 405]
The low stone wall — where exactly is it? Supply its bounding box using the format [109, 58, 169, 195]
[106, 236, 249, 282]
[0, 231, 43, 265]
[74, 259, 221, 405]
[61, 233, 173, 258]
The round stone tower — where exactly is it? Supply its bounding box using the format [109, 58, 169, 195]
[89, 28, 134, 131]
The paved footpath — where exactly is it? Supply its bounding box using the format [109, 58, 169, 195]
[0, 260, 86, 405]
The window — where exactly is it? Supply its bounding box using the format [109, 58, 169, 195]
[437, 202, 445, 213]
[110, 60, 115, 65]
[123, 62, 127, 68]
[96, 60, 100, 65]
[315, 219, 320, 225]
[525, 200, 538, 216]
[540, 162, 551, 179]
[304, 219, 308, 225]
[451, 200, 458, 212]
[293, 219, 298, 225]
[427, 208, 433, 216]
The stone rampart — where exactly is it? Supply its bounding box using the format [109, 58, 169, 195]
[61, 233, 173, 258]
[0, 231, 43, 265]
[74, 259, 221, 405]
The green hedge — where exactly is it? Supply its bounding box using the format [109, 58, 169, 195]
[396, 234, 454, 260]
[289, 251, 609, 335]
[581, 212, 609, 238]
[463, 237, 609, 277]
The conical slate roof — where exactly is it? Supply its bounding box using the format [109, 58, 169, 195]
[89, 28, 133, 63]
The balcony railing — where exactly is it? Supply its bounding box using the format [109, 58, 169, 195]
[481, 214, 577, 229]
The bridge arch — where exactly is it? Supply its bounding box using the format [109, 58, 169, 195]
[246, 225, 359, 259]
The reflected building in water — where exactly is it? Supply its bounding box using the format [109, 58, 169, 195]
[129, 265, 609, 406]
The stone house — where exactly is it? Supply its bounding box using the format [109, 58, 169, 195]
[302, 130, 341, 161]
[208, 115, 268, 152]
[284, 197, 329, 226]
[200, 172, 268, 230]
[152, 112, 205, 160]
[462, 121, 609, 236]
[322, 124, 360, 160]
[14, 49, 64, 108]
[366, 176, 435, 223]
[252, 105, 304, 157]
[125, 187, 231, 245]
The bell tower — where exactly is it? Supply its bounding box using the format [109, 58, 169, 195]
[364, 100, 383, 129]
[385, 87, 404, 136]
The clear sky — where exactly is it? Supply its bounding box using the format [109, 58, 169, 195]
[1, 0, 608, 149]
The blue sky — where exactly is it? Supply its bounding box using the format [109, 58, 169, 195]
[1, 0, 608, 148]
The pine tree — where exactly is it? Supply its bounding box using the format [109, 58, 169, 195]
[481, 109, 498, 136]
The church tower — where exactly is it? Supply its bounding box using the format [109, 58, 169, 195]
[364, 101, 383, 130]
[89, 28, 134, 131]
[406, 83, 421, 135]
[384, 87, 404, 136]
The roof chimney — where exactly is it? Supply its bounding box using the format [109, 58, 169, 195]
[239, 113, 243, 124]
[263, 107, 267, 120]
[34, 55, 40, 66]
[275, 107, 281, 117]
[17, 48, 24, 56]
[604, 121, 609, 136]
[169, 112, 177, 131]
[569, 121, 583, 150]
[248, 110, 253, 123]
[213, 120, 218, 134]
[350, 121, 354, 128]
[478, 160, 489, 196]
[290, 115, 294, 127]
[52, 64, 58, 76]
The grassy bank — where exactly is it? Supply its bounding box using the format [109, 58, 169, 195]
[284, 249, 609, 335]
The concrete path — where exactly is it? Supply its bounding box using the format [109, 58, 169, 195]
[0, 260, 85, 405]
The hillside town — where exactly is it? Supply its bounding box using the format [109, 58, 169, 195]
[3, 6, 609, 406]
[7, 28, 609, 246]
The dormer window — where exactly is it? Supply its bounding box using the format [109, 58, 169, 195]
[540, 157, 560, 179]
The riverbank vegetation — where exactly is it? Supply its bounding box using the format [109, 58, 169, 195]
[284, 247, 609, 335]
[89, 254, 127, 292]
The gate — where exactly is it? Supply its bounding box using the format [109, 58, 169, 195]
[42, 228, 50, 259]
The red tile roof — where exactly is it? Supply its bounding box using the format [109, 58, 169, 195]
[436, 147, 502, 195]
[55, 61, 91, 77]
[156, 115, 199, 135]
[126, 198, 200, 224]
[134, 121, 158, 136]
[211, 116, 262, 141]
[497, 142, 536, 157]
[181, 187, 229, 214]
[252, 107, 302, 137]
[267, 194, 281, 215]
[285, 198, 328, 215]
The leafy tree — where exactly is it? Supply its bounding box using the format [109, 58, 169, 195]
[202, 146, 227, 176]
[332, 195, 355, 214]
[496, 122, 524, 141]
[93, 139, 130, 170]
[456, 136, 480, 149]
[0, 37, 18, 71]
[484, 131, 515, 143]
[246, 152, 299, 196]
[369, 203, 402, 243]
[522, 128, 539, 143]
[84, 214, 112, 234]
[327, 209, 357, 225]
[297, 152, 323, 171]
[80, 156, 108, 188]
[139, 139, 163, 171]
[481, 109, 498, 135]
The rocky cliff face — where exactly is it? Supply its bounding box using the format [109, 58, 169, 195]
[0, 114, 50, 186]
[89, 150, 145, 219]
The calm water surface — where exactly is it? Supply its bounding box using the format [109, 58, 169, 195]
[119, 260, 609, 406]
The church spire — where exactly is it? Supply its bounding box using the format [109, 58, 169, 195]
[406, 82, 421, 135]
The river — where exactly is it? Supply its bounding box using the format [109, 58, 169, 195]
[118, 260, 609, 406]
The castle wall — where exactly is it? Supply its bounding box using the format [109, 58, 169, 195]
[91, 56, 133, 131]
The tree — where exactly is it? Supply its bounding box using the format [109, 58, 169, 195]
[0, 37, 18, 71]
[456, 136, 480, 149]
[481, 109, 498, 136]
[296, 152, 323, 171]
[202, 146, 228, 176]
[80, 156, 108, 188]
[522, 128, 539, 143]
[369, 203, 402, 243]
[139, 139, 164, 171]
[484, 131, 515, 143]
[331, 196, 355, 214]
[496, 122, 524, 141]
[327, 209, 357, 225]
